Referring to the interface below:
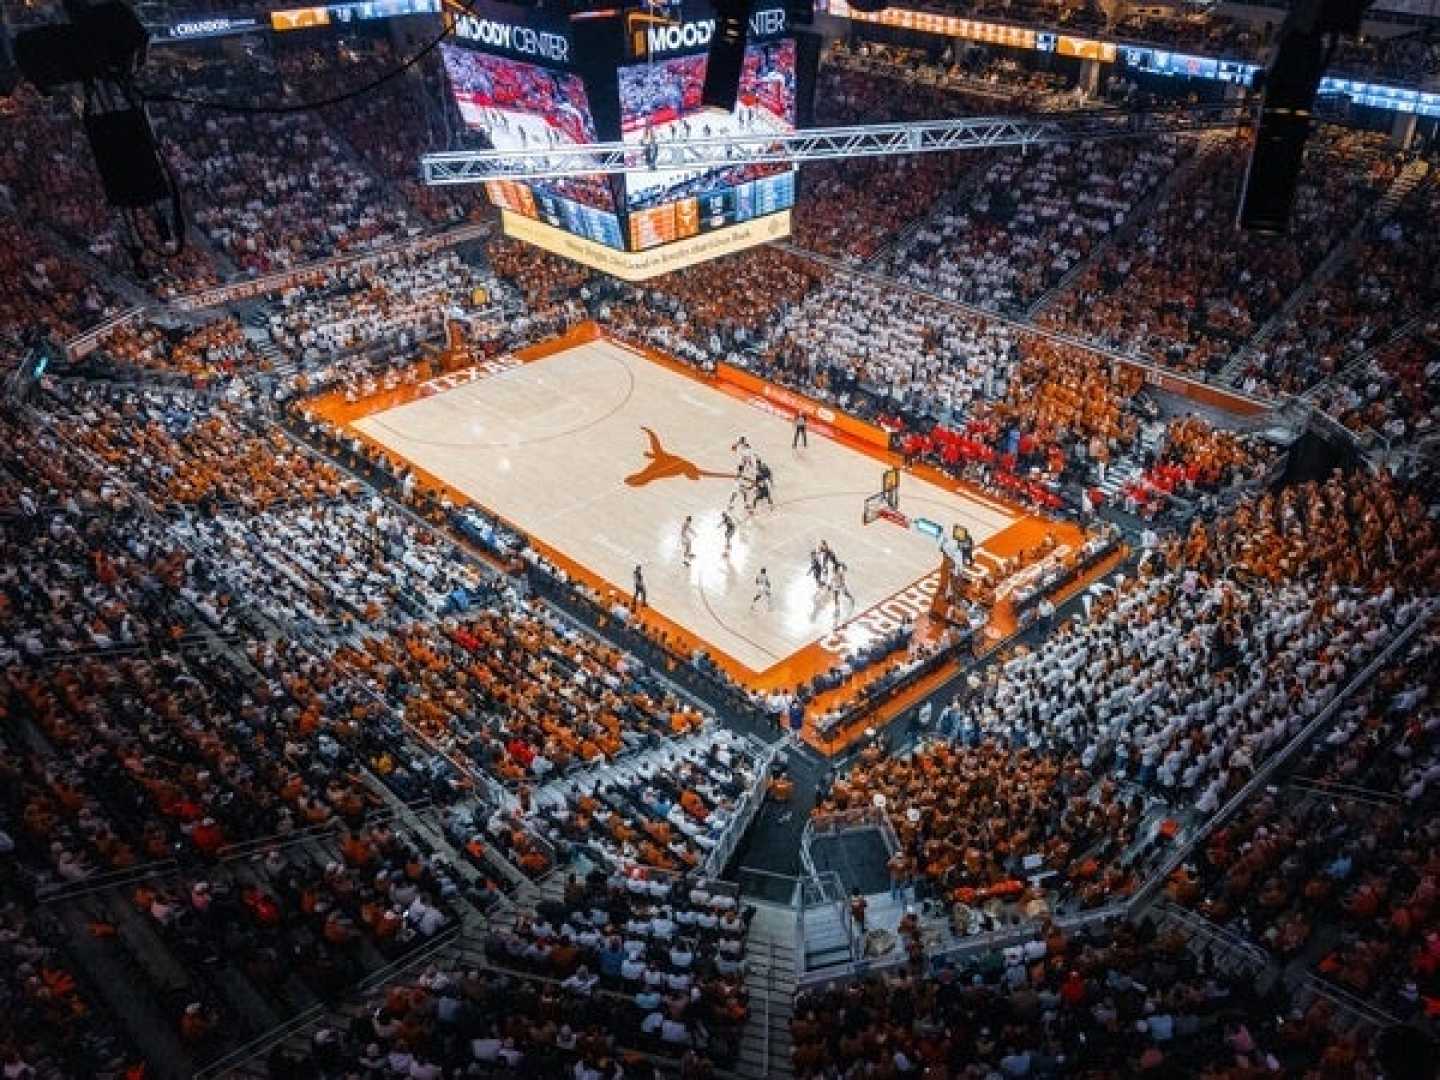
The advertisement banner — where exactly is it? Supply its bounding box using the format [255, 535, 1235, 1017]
[714, 365, 893, 451]
[158, 15, 262, 40]
[446, 0, 574, 65]
[269, 6, 331, 31]
[826, 2, 1036, 48]
[501, 208, 791, 281]
[1056, 36, 1116, 62]
[622, 0, 789, 61]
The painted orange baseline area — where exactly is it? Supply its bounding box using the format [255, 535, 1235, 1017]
[303, 324, 1115, 752]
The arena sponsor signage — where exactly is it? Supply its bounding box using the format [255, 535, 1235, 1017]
[269, 0, 440, 31]
[1138, 366, 1268, 416]
[624, 0, 788, 60]
[453, 13, 571, 63]
[1056, 35, 1116, 63]
[162, 15, 261, 39]
[825, 1, 1037, 48]
[270, 6, 331, 30]
[816, 574, 941, 657]
[714, 365, 892, 451]
[500, 207, 790, 281]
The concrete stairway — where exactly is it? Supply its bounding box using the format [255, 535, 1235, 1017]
[800, 900, 854, 975]
[733, 903, 798, 1080]
[1093, 418, 1164, 503]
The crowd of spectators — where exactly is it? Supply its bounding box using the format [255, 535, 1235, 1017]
[485, 237, 595, 322]
[0, 897, 144, 1079]
[790, 914, 1383, 1078]
[90, 315, 267, 385]
[607, 247, 827, 346]
[1167, 618, 1440, 1023]
[820, 739, 1148, 913]
[1040, 132, 1400, 375]
[0, 216, 119, 348]
[833, 41, 1082, 111]
[325, 603, 706, 790]
[152, 91, 423, 277]
[1233, 176, 1440, 397]
[789, 57, 1017, 262]
[0, 82, 227, 303]
[1116, 416, 1277, 518]
[862, 0, 1433, 83]
[891, 137, 1188, 315]
[0, 88, 130, 271]
[276, 40, 490, 229]
[262, 937, 722, 1079]
[528, 732, 759, 874]
[175, 495, 492, 633]
[485, 868, 750, 1058]
[44, 383, 351, 511]
[0, 383, 500, 1072]
[267, 250, 496, 364]
[4, 29, 1440, 1079]
[1316, 325, 1440, 445]
[819, 472, 1435, 927]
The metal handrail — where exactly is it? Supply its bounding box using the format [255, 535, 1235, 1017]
[1149, 901, 1269, 971]
[702, 736, 781, 878]
[36, 858, 181, 905]
[761, 937, 775, 1079]
[1296, 972, 1405, 1032]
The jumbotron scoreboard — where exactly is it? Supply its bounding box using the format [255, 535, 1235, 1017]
[439, 0, 805, 279]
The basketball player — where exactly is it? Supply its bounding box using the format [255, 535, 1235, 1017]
[955, 526, 975, 567]
[680, 516, 696, 567]
[809, 546, 827, 588]
[720, 511, 737, 555]
[727, 474, 754, 515]
[754, 467, 775, 513]
[830, 561, 854, 616]
[632, 565, 648, 609]
[732, 436, 756, 475]
[819, 540, 840, 578]
[750, 567, 773, 611]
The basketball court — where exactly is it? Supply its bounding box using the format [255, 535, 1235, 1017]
[348, 333, 1022, 684]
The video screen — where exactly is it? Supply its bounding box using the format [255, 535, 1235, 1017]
[618, 37, 796, 211]
[440, 43, 616, 213]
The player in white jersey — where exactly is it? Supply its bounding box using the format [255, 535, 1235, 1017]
[830, 561, 854, 617]
[726, 474, 755, 515]
[679, 515, 696, 567]
[731, 436, 757, 476]
[750, 567, 773, 612]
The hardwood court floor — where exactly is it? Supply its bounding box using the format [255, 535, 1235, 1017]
[355, 338, 1017, 677]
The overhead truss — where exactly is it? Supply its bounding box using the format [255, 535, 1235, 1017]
[421, 103, 1247, 185]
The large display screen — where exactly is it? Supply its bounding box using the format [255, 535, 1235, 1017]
[617, 37, 796, 218]
[441, 43, 625, 248]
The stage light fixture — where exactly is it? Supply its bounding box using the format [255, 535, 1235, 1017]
[1238, 0, 1370, 235]
[4, 1, 183, 266]
[701, 0, 753, 114]
[13, 1, 148, 93]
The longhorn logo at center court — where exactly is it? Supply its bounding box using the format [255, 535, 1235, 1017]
[624, 428, 733, 487]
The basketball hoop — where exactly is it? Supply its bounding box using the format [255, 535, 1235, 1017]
[862, 466, 902, 525]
